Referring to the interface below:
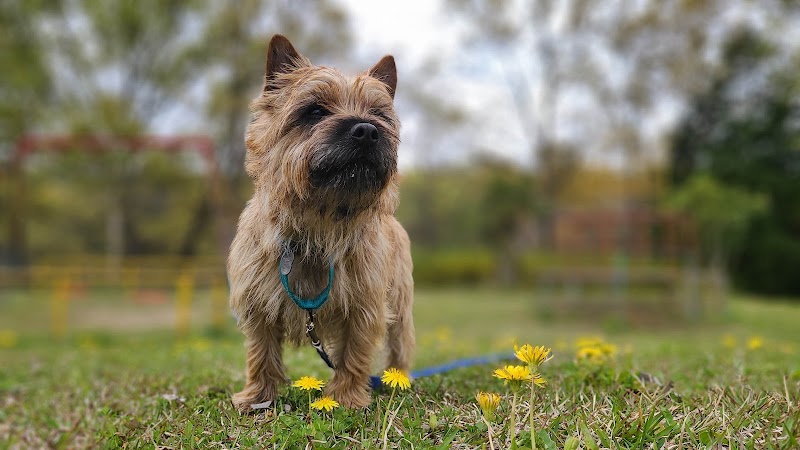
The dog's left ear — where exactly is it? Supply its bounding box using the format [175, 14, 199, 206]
[265, 34, 308, 91]
[368, 56, 397, 99]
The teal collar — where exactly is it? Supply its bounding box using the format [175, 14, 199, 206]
[278, 242, 335, 311]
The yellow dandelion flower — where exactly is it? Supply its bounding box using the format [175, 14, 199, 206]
[575, 336, 617, 363]
[575, 336, 605, 349]
[532, 372, 546, 388]
[747, 336, 764, 351]
[722, 334, 737, 349]
[576, 345, 601, 358]
[0, 330, 19, 348]
[78, 336, 97, 351]
[191, 338, 211, 352]
[310, 396, 339, 412]
[598, 343, 617, 356]
[292, 376, 325, 391]
[576, 346, 605, 362]
[493, 335, 517, 349]
[622, 344, 634, 356]
[435, 327, 452, 343]
[475, 392, 500, 412]
[514, 344, 552, 366]
[475, 391, 500, 421]
[381, 368, 411, 390]
[492, 365, 533, 382]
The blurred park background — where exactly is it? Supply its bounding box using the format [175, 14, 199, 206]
[1, 0, 800, 337]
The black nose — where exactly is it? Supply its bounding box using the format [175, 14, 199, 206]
[350, 122, 379, 144]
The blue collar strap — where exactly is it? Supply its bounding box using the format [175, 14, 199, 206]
[278, 243, 335, 311]
[278, 242, 337, 370]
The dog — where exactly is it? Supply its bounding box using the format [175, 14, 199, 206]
[227, 34, 415, 411]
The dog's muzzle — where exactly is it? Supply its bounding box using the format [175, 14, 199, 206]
[309, 119, 395, 192]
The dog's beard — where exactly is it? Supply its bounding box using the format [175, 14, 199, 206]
[309, 142, 393, 193]
[308, 118, 396, 194]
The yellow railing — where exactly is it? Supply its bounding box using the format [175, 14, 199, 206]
[1, 261, 230, 339]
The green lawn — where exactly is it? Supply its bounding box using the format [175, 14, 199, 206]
[1, 288, 799, 448]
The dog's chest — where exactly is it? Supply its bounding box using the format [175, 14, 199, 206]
[279, 255, 343, 345]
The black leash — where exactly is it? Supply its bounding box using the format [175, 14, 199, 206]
[305, 309, 335, 369]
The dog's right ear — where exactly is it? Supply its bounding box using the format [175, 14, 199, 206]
[264, 34, 307, 91]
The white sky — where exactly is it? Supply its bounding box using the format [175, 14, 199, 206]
[334, 0, 800, 172]
[145, 0, 798, 173]
[337, 0, 531, 170]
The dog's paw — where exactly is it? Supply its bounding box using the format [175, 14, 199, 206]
[326, 384, 371, 408]
[232, 388, 275, 414]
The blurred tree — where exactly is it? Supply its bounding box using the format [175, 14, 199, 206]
[4, 1, 355, 261]
[0, 1, 53, 148]
[20, 0, 212, 261]
[670, 28, 800, 295]
[559, 166, 656, 208]
[0, 1, 56, 264]
[24, 150, 209, 258]
[193, 0, 353, 182]
[398, 169, 487, 248]
[448, 0, 762, 252]
[665, 174, 767, 296]
[44, 0, 207, 132]
[397, 60, 470, 248]
[476, 158, 537, 283]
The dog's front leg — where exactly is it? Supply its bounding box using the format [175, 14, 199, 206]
[232, 317, 286, 413]
[326, 308, 384, 408]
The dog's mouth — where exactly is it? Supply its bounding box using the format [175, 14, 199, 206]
[310, 157, 388, 192]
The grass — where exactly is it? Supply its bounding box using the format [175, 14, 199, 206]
[1, 288, 799, 448]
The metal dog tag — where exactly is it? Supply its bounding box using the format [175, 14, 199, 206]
[280, 245, 294, 275]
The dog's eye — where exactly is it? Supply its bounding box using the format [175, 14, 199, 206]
[369, 108, 391, 122]
[305, 105, 331, 120]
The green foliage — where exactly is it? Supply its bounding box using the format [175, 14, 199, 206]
[24, 151, 212, 256]
[478, 159, 538, 248]
[398, 169, 491, 248]
[0, 1, 54, 144]
[412, 248, 496, 285]
[398, 162, 539, 284]
[670, 28, 800, 295]
[665, 173, 767, 263]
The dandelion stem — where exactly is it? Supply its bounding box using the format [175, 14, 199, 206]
[530, 377, 537, 450]
[509, 391, 518, 450]
[481, 413, 496, 450]
[308, 391, 312, 421]
[381, 386, 397, 450]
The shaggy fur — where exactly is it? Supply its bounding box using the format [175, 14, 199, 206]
[228, 35, 415, 411]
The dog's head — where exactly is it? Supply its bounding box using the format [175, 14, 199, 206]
[245, 35, 400, 219]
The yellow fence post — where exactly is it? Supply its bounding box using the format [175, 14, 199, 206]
[211, 278, 228, 331]
[123, 267, 140, 299]
[175, 273, 194, 336]
[50, 276, 70, 340]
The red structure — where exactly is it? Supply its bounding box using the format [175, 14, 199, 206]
[13, 135, 217, 166]
[5, 135, 223, 265]
[554, 206, 695, 259]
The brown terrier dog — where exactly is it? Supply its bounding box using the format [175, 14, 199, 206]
[228, 35, 414, 411]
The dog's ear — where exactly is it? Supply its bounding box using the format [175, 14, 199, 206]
[368, 55, 397, 99]
[264, 34, 307, 91]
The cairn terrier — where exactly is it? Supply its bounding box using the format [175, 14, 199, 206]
[227, 35, 414, 411]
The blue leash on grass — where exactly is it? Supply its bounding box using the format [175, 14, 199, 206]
[369, 352, 516, 390]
